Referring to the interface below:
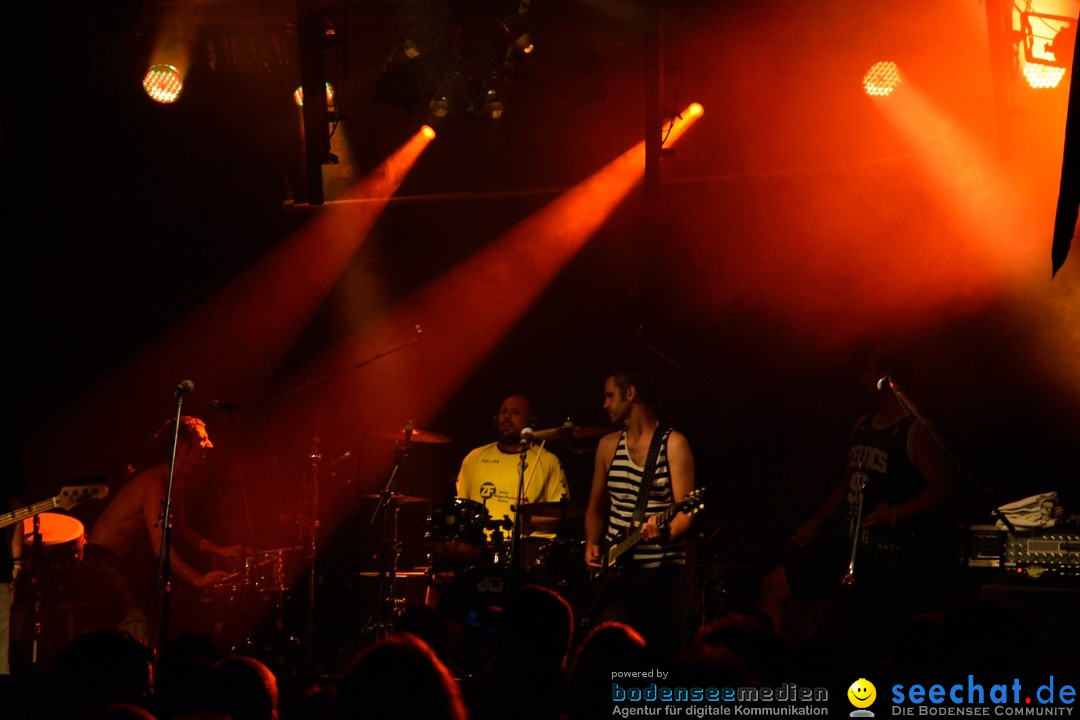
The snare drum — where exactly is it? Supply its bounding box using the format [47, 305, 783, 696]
[248, 549, 288, 592]
[426, 498, 491, 563]
[208, 548, 291, 594]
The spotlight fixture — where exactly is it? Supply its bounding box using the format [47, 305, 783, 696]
[143, 64, 184, 104]
[862, 61, 901, 97]
[498, 11, 534, 55]
[1022, 63, 1067, 89]
[399, 25, 440, 60]
[403, 38, 423, 59]
[429, 68, 469, 118]
[321, 16, 337, 42]
[1019, 12, 1075, 90]
[293, 81, 335, 108]
[480, 70, 509, 119]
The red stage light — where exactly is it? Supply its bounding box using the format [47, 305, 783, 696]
[143, 64, 183, 104]
[863, 61, 901, 97]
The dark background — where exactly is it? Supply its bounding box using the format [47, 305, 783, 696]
[4, 0, 1078, 645]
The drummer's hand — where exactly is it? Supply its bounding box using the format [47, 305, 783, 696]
[195, 570, 231, 588]
[203, 541, 251, 558]
[217, 544, 254, 558]
[585, 542, 602, 568]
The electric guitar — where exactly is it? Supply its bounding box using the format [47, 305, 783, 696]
[572, 488, 707, 625]
[589, 488, 707, 581]
[0, 483, 109, 530]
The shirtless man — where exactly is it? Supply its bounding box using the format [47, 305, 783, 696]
[79, 416, 239, 641]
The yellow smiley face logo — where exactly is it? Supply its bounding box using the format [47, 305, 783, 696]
[847, 678, 876, 709]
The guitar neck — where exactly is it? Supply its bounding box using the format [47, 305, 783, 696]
[608, 502, 680, 565]
[0, 498, 59, 531]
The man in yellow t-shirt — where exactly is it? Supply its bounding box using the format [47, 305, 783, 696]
[456, 395, 568, 532]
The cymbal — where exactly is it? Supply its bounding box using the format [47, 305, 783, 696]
[531, 422, 612, 442]
[373, 426, 451, 444]
[516, 501, 585, 519]
[359, 493, 430, 504]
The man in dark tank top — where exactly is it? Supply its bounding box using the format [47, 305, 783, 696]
[760, 346, 956, 647]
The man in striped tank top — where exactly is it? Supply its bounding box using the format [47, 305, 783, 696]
[584, 370, 696, 661]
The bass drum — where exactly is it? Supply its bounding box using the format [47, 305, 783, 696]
[436, 564, 546, 678]
[426, 498, 491, 564]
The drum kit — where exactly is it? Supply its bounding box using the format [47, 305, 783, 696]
[199, 545, 309, 663]
[350, 418, 609, 675]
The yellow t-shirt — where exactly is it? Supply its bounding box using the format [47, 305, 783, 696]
[455, 443, 568, 530]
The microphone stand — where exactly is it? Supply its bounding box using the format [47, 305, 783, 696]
[156, 386, 189, 648]
[506, 432, 544, 598]
[882, 376, 1015, 533]
[28, 516, 44, 668]
[505, 436, 531, 600]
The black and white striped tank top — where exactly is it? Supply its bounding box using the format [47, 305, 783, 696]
[605, 428, 686, 569]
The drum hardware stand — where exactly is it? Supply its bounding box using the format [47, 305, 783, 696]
[256, 332, 422, 668]
[156, 379, 193, 649]
[27, 515, 44, 668]
[361, 422, 414, 642]
[488, 518, 512, 566]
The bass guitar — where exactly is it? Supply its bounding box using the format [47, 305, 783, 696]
[0, 483, 109, 530]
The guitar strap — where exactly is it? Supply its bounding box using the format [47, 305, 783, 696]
[630, 424, 670, 528]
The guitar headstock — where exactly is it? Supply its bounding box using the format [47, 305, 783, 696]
[55, 483, 109, 511]
[679, 488, 706, 515]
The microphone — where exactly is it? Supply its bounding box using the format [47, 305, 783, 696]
[876, 375, 893, 391]
[520, 427, 534, 445]
[174, 380, 194, 399]
[209, 400, 243, 411]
